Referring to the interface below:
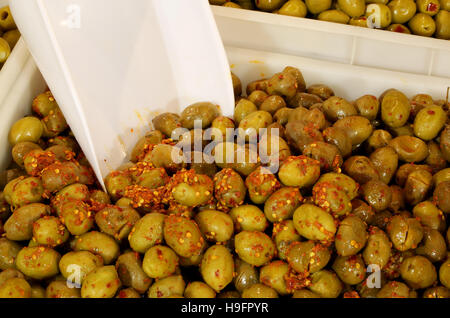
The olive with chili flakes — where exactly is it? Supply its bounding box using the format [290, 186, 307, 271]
[335, 216, 368, 256]
[95, 205, 140, 241]
[264, 186, 302, 223]
[245, 167, 281, 205]
[285, 120, 324, 152]
[200, 244, 234, 292]
[286, 240, 331, 274]
[15, 246, 61, 280]
[266, 71, 298, 99]
[6, 176, 44, 208]
[46, 279, 81, 298]
[163, 215, 204, 258]
[412, 201, 446, 231]
[312, 181, 352, 216]
[59, 251, 103, 284]
[332, 254, 366, 285]
[0, 277, 31, 298]
[4, 203, 50, 241]
[0, 238, 21, 270]
[213, 168, 246, 211]
[130, 130, 164, 163]
[184, 281, 216, 298]
[322, 96, 358, 122]
[117, 251, 153, 292]
[259, 260, 290, 295]
[366, 129, 393, 152]
[72, 231, 120, 265]
[167, 170, 213, 208]
[308, 270, 343, 298]
[234, 230, 276, 267]
[195, 209, 234, 242]
[128, 212, 166, 254]
[59, 200, 94, 236]
[362, 180, 392, 212]
[387, 215, 424, 252]
[81, 265, 121, 298]
[241, 283, 279, 298]
[369, 146, 399, 184]
[32, 215, 69, 247]
[180, 102, 220, 130]
[293, 203, 337, 242]
[229, 204, 268, 232]
[303, 141, 343, 171]
[377, 281, 412, 298]
[278, 155, 321, 188]
[273, 220, 301, 260]
[234, 99, 258, 126]
[363, 226, 391, 269]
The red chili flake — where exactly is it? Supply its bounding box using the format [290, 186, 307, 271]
[427, 110, 435, 115]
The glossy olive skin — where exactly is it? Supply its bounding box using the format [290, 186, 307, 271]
[387, 215, 424, 251]
[200, 245, 234, 292]
[435, 10, 450, 39]
[15, 246, 61, 280]
[235, 231, 276, 266]
[414, 105, 447, 140]
[400, 256, 437, 289]
[409, 13, 437, 36]
[318, 9, 351, 24]
[309, 270, 343, 298]
[234, 258, 259, 293]
[195, 210, 234, 242]
[286, 241, 331, 274]
[417, 0, 441, 15]
[388, 0, 417, 24]
[305, 0, 332, 14]
[81, 266, 121, 298]
[230, 205, 268, 232]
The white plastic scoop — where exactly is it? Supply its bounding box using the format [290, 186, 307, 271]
[10, 0, 234, 188]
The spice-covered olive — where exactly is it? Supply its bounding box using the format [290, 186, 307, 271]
[439, 259, 450, 288]
[309, 270, 343, 298]
[0, 277, 31, 298]
[267, 72, 298, 99]
[15, 246, 60, 280]
[59, 251, 103, 284]
[287, 241, 331, 274]
[163, 215, 204, 258]
[303, 141, 343, 171]
[168, 170, 213, 207]
[235, 231, 276, 266]
[72, 231, 120, 264]
[245, 167, 281, 204]
[352, 199, 376, 224]
[332, 255, 366, 285]
[46, 279, 81, 298]
[279, 156, 321, 188]
[363, 226, 391, 268]
[6, 176, 44, 209]
[11, 142, 42, 168]
[239, 110, 273, 142]
[422, 286, 450, 298]
[313, 181, 352, 216]
[264, 187, 302, 223]
[147, 274, 185, 298]
[195, 209, 234, 242]
[259, 260, 289, 295]
[335, 216, 367, 256]
[200, 244, 234, 292]
[32, 216, 69, 247]
[241, 283, 279, 298]
[229, 205, 268, 232]
[129, 131, 164, 162]
[117, 251, 152, 293]
[293, 204, 337, 242]
[377, 281, 411, 298]
[273, 220, 301, 260]
[285, 120, 324, 152]
[184, 281, 216, 298]
[213, 168, 247, 210]
[81, 265, 121, 298]
[362, 180, 392, 211]
[387, 215, 424, 251]
[426, 141, 447, 174]
[95, 206, 140, 241]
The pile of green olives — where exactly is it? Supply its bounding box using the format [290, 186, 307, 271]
[211, 0, 450, 40]
[0, 6, 20, 69]
[0, 65, 449, 298]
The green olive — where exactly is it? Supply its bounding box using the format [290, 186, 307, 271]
[242, 283, 279, 298]
[335, 216, 367, 256]
[338, 0, 365, 17]
[239, 110, 273, 142]
[0, 277, 31, 298]
[278, 155, 321, 188]
[2, 29, 20, 50]
[417, 0, 441, 15]
[259, 260, 289, 295]
[403, 169, 433, 205]
[169, 171, 213, 207]
[439, 259, 450, 288]
[409, 13, 437, 36]
[369, 146, 398, 184]
[229, 205, 268, 232]
[184, 281, 216, 298]
[318, 9, 351, 23]
[412, 201, 446, 231]
[213, 168, 247, 210]
[59, 251, 103, 284]
[305, 0, 332, 14]
[195, 209, 234, 242]
[377, 281, 411, 298]
[32, 216, 69, 247]
[332, 255, 366, 285]
[148, 275, 186, 298]
[0, 6, 16, 30]
[180, 102, 220, 129]
[200, 245, 234, 292]
[116, 252, 152, 293]
[388, 0, 417, 24]
[309, 270, 343, 298]
[366, 129, 393, 152]
[363, 226, 391, 268]
[365, 3, 392, 27]
[4, 203, 50, 241]
[264, 187, 302, 223]
[388, 136, 428, 163]
[235, 231, 276, 266]
[312, 181, 352, 216]
[152, 113, 181, 138]
[293, 204, 337, 242]
[255, 0, 287, 11]
[128, 212, 165, 253]
[0, 238, 21, 270]
[278, 0, 308, 17]
[245, 167, 281, 204]
[400, 255, 437, 289]
[416, 228, 447, 263]
[46, 280, 81, 298]
[95, 206, 140, 241]
[59, 200, 94, 236]
[8, 116, 44, 147]
[362, 180, 392, 211]
[0, 37, 10, 63]
[387, 23, 412, 33]
[322, 96, 357, 122]
[286, 241, 331, 274]
[15, 246, 60, 280]
[322, 127, 352, 158]
[334, 116, 373, 147]
[72, 231, 120, 264]
[81, 265, 121, 298]
[233, 258, 259, 293]
[380, 89, 410, 128]
[273, 220, 301, 260]
[267, 72, 298, 99]
[413, 105, 446, 140]
[163, 215, 204, 258]
[433, 181, 450, 214]
[387, 215, 423, 251]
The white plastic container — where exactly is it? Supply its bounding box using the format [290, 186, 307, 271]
[0, 0, 46, 175]
[213, 6, 450, 78]
[1, 46, 449, 179]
